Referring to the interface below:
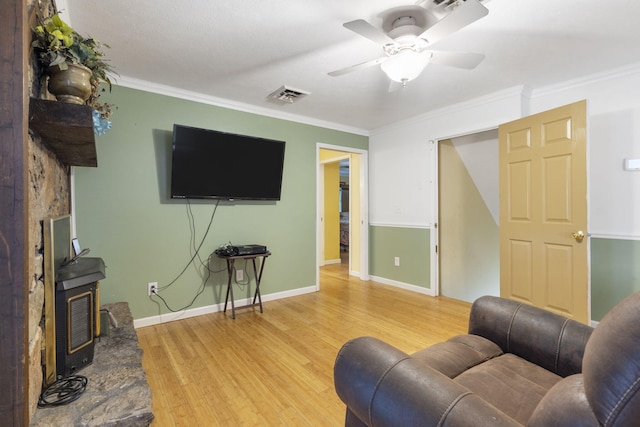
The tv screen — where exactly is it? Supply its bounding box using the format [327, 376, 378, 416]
[170, 124, 286, 200]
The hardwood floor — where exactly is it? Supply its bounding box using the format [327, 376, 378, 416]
[137, 262, 471, 426]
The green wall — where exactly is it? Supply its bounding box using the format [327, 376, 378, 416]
[591, 238, 640, 321]
[74, 86, 367, 320]
[71, 86, 637, 323]
[369, 226, 430, 289]
[367, 229, 639, 321]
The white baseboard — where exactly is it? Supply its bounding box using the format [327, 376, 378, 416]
[133, 285, 317, 328]
[323, 259, 342, 265]
[369, 275, 436, 297]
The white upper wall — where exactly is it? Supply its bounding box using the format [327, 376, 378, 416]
[369, 63, 640, 238]
[451, 130, 499, 225]
[369, 86, 526, 228]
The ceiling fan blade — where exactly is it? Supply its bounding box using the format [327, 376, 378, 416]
[328, 57, 389, 77]
[343, 19, 397, 46]
[419, 0, 489, 46]
[429, 51, 485, 69]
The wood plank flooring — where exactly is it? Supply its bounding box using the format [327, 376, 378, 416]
[136, 261, 471, 426]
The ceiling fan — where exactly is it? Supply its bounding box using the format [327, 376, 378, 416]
[328, 0, 489, 86]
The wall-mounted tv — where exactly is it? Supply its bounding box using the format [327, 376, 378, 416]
[170, 124, 286, 200]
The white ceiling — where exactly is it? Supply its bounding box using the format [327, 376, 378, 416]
[62, 0, 640, 133]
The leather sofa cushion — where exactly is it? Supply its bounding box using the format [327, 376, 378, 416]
[454, 353, 562, 425]
[412, 334, 503, 378]
[528, 374, 599, 426]
[469, 296, 592, 377]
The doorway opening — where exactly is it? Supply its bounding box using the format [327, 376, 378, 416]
[436, 129, 500, 302]
[316, 144, 369, 290]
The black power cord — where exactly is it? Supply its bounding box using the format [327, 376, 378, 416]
[157, 199, 219, 292]
[151, 255, 212, 312]
[152, 199, 226, 312]
[38, 375, 88, 407]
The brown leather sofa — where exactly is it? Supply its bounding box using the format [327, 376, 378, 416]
[334, 292, 640, 426]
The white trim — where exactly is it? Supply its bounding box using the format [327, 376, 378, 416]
[324, 259, 342, 265]
[369, 275, 436, 297]
[371, 86, 526, 134]
[586, 100, 592, 322]
[432, 128, 500, 301]
[531, 62, 640, 99]
[70, 167, 77, 238]
[369, 62, 640, 136]
[369, 222, 432, 229]
[589, 232, 640, 241]
[358, 149, 370, 281]
[133, 286, 316, 328]
[319, 154, 350, 164]
[317, 162, 325, 285]
[421, 126, 500, 147]
[590, 320, 599, 328]
[430, 139, 440, 297]
[316, 143, 370, 287]
[117, 76, 369, 136]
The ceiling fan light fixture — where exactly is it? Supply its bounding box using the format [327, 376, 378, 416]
[381, 50, 430, 83]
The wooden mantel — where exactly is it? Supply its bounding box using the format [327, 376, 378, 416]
[29, 98, 98, 167]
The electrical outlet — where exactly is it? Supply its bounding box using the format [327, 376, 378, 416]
[235, 269, 244, 281]
[394, 257, 400, 267]
[148, 282, 158, 296]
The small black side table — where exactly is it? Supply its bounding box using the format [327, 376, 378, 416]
[216, 252, 271, 319]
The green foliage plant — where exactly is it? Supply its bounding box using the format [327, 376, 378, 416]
[32, 13, 116, 120]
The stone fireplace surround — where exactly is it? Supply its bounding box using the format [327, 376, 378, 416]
[26, 0, 71, 418]
[25, 0, 151, 423]
[30, 303, 153, 426]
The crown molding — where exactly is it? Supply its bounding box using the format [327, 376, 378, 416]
[371, 85, 527, 135]
[531, 62, 640, 98]
[116, 76, 369, 137]
[371, 62, 640, 135]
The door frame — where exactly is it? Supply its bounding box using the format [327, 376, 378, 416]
[316, 143, 369, 290]
[432, 126, 499, 297]
[432, 103, 589, 322]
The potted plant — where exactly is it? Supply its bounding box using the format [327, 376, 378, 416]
[32, 13, 116, 135]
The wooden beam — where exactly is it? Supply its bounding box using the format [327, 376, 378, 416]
[0, 0, 29, 425]
[29, 98, 98, 167]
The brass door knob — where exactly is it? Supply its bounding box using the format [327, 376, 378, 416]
[571, 231, 585, 242]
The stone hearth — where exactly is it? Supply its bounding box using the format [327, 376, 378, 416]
[31, 302, 153, 426]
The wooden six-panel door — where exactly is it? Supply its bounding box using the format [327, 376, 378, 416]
[499, 100, 589, 323]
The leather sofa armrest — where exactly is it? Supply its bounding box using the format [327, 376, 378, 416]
[468, 296, 593, 376]
[334, 337, 521, 427]
[528, 374, 598, 426]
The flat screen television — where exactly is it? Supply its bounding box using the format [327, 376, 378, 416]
[170, 124, 286, 200]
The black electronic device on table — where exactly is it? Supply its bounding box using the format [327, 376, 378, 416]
[234, 244, 268, 256]
[215, 244, 268, 257]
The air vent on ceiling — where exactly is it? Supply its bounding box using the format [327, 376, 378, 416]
[268, 85, 310, 103]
